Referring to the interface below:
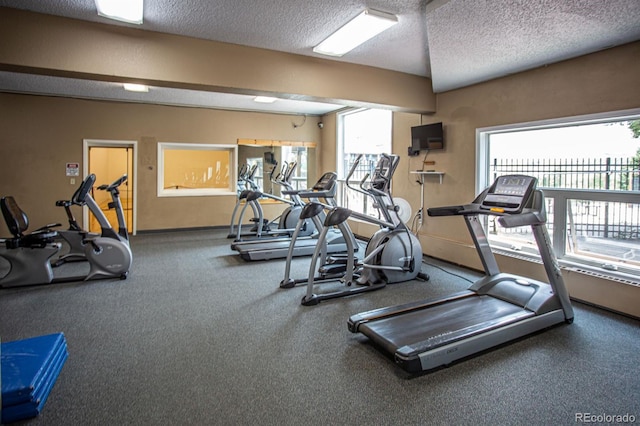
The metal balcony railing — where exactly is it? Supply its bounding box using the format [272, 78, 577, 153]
[490, 157, 640, 275]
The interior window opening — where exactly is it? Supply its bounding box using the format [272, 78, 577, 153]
[158, 143, 237, 197]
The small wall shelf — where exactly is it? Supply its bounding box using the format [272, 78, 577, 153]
[411, 171, 445, 184]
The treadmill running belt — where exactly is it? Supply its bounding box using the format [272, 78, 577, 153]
[358, 296, 533, 356]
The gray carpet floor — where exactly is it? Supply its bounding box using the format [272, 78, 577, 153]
[1, 229, 639, 425]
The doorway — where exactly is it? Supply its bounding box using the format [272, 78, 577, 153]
[83, 140, 137, 235]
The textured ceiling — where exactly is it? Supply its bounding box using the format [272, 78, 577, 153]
[426, 0, 640, 92]
[0, 0, 639, 112]
[0, 0, 431, 76]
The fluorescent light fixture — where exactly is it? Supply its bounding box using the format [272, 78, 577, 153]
[95, 0, 144, 24]
[254, 96, 277, 103]
[313, 9, 398, 57]
[123, 83, 149, 92]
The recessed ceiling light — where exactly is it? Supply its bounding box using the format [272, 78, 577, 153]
[123, 83, 149, 92]
[313, 9, 398, 57]
[254, 96, 277, 103]
[95, 0, 144, 24]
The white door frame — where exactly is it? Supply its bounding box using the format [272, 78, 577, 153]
[83, 139, 138, 235]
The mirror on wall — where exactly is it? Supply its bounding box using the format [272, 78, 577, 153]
[237, 139, 316, 199]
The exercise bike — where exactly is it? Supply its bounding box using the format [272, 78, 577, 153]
[96, 174, 130, 242]
[51, 174, 128, 266]
[0, 174, 132, 288]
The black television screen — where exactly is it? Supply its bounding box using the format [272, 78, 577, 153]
[264, 151, 277, 166]
[411, 122, 444, 152]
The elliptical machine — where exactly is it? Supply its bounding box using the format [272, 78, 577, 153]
[231, 161, 315, 243]
[228, 163, 267, 239]
[0, 174, 132, 288]
[298, 153, 428, 306]
[348, 154, 426, 286]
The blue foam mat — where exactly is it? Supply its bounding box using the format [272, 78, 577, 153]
[2, 333, 66, 406]
[1, 333, 68, 423]
[2, 348, 68, 423]
[3, 341, 68, 407]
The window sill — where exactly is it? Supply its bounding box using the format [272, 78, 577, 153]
[158, 189, 236, 197]
[493, 247, 640, 286]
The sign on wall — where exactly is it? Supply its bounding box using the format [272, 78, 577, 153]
[66, 162, 80, 177]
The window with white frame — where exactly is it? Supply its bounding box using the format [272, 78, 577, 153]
[477, 109, 640, 280]
[158, 143, 237, 197]
[337, 108, 392, 216]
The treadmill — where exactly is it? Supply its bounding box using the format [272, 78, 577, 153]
[348, 175, 574, 373]
[233, 172, 352, 261]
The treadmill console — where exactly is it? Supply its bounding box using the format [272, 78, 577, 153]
[481, 175, 537, 213]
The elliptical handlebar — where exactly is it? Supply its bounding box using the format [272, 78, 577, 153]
[284, 161, 297, 181]
[345, 154, 370, 197]
[368, 153, 396, 197]
[343, 153, 403, 226]
[345, 153, 398, 199]
[245, 163, 259, 191]
[267, 160, 279, 183]
[238, 163, 248, 181]
[272, 162, 287, 184]
[274, 161, 297, 193]
[358, 173, 370, 193]
[273, 161, 297, 185]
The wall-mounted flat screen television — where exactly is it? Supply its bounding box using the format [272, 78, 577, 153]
[409, 122, 444, 155]
[264, 151, 277, 167]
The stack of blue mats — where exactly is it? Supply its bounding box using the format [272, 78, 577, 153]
[1, 333, 68, 423]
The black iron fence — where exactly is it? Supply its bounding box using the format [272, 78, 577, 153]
[493, 157, 640, 191]
[491, 157, 640, 242]
[338, 154, 384, 217]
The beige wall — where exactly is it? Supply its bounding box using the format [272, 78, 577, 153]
[0, 93, 322, 232]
